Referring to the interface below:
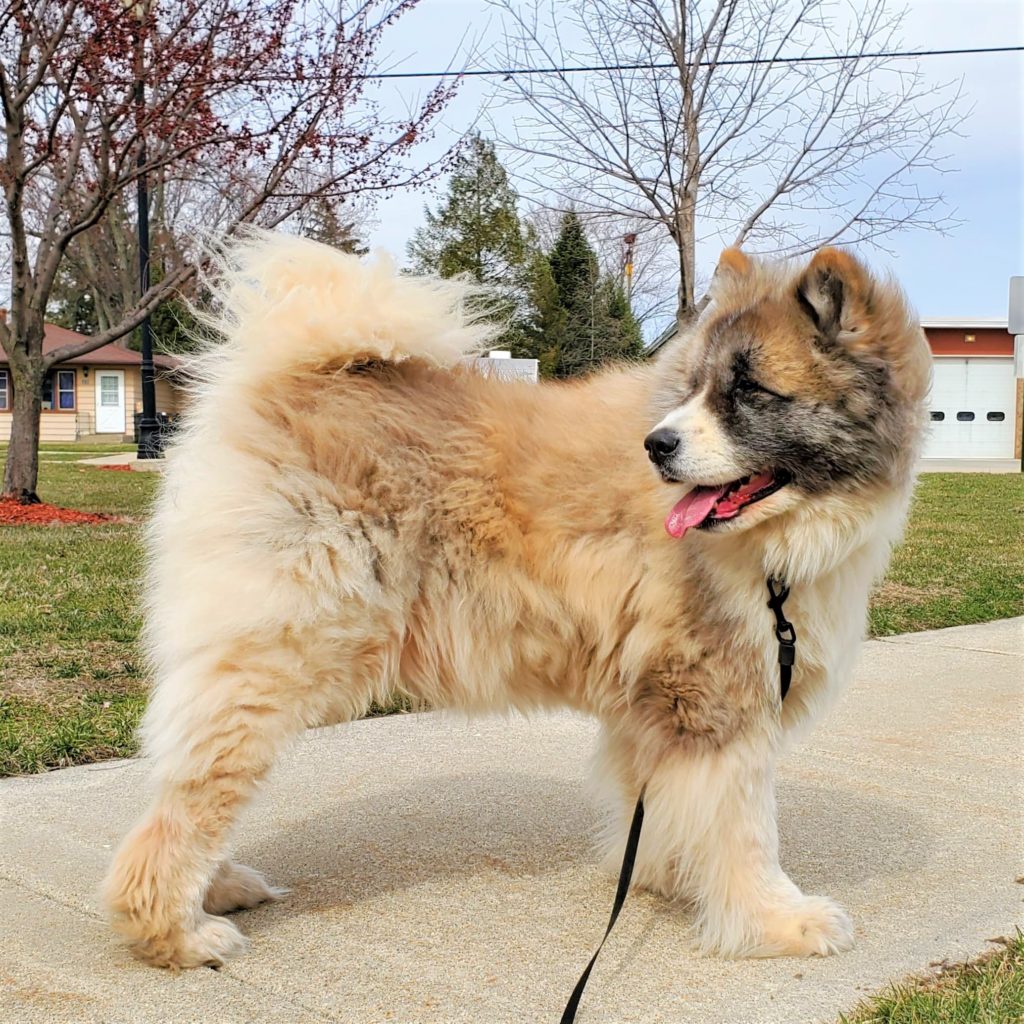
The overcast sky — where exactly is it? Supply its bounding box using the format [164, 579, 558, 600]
[365, 0, 1023, 331]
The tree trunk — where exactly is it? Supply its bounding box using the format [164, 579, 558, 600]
[2, 357, 44, 504]
[673, 198, 698, 331]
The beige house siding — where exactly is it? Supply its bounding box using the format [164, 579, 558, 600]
[0, 364, 185, 443]
[76, 366, 96, 436]
[0, 367, 82, 443]
[123, 370, 138, 431]
[155, 373, 184, 415]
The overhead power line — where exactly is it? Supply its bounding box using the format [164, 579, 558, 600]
[366, 44, 1024, 81]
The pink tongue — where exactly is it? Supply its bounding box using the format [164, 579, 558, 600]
[665, 485, 729, 539]
[713, 472, 776, 517]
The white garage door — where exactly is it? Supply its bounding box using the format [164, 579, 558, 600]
[924, 357, 1016, 459]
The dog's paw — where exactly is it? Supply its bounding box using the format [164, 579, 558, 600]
[205, 861, 286, 916]
[699, 893, 854, 959]
[748, 895, 854, 958]
[130, 914, 250, 970]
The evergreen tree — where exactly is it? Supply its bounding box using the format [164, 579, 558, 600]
[523, 247, 563, 377]
[546, 211, 600, 376]
[149, 293, 204, 354]
[50, 273, 100, 336]
[600, 278, 644, 361]
[544, 212, 643, 376]
[301, 196, 368, 255]
[408, 134, 541, 357]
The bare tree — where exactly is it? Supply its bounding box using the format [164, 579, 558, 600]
[0, 0, 458, 501]
[494, 0, 964, 328]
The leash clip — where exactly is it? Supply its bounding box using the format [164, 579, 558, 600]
[774, 618, 797, 660]
[776, 633, 796, 667]
[766, 577, 798, 673]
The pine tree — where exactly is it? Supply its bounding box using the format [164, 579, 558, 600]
[408, 134, 541, 357]
[301, 196, 368, 256]
[523, 247, 563, 377]
[544, 212, 643, 376]
[600, 278, 644, 361]
[545, 211, 600, 376]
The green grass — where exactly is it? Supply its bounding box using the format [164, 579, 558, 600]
[0, 442, 137, 453]
[869, 473, 1024, 636]
[0, 471, 1021, 778]
[27, 461, 159, 515]
[0, 689, 146, 776]
[0, 462, 154, 776]
[840, 934, 1024, 1024]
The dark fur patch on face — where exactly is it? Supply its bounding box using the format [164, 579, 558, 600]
[687, 307, 900, 493]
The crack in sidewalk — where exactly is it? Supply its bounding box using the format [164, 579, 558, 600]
[873, 637, 1023, 658]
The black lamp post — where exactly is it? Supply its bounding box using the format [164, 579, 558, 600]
[133, 4, 160, 459]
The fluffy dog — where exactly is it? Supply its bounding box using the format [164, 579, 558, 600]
[104, 234, 930, 968]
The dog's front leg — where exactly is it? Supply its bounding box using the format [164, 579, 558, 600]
[592, 725, 853, 957]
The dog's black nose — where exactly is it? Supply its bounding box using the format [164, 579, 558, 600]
[644, 428, 680, 463]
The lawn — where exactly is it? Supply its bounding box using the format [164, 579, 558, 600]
[869, 472, 1024, 635]
[2, 468, 1022, 777]
[839, 933, 1024, 1024]
[0, 460, 156, 775]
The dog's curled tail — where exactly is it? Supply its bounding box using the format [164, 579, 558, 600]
[198, 229, 499, 378]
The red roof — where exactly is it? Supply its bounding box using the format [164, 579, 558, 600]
[0, 322, 180, 370]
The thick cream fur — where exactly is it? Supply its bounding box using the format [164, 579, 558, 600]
[104, 233, 928, 968]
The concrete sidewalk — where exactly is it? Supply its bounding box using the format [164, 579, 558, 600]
[1, 618, 1021, 1024]
[918, 457, 1020, 474]
[76, 452, 165, 471]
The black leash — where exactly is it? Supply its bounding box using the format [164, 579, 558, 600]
[559, 577, 796, 1022]
[766, 576, 797, 701]
[558, 785, 646, 1024]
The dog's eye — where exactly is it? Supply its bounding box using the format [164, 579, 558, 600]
[737, 376, 789, 402]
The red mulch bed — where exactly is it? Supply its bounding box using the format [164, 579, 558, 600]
[92, 464, 133, 472]
[0, 498, 113, 526]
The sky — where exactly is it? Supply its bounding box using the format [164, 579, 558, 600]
[363, 0, 1023, 333]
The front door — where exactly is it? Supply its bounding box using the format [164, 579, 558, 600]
[95, 370, 126, 434]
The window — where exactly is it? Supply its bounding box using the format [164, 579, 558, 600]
[41, 369, 76, 411]
[57, 370, 75, 410]
[930, 411, 945, 421]
[100, 375, 119, 406]
[987, 411, 1006, 422]
[956, 411, 975, 422]
[0, 369, 8, 411]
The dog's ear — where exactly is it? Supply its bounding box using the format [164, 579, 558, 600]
[796, 248, 872, 339]
[715, 247, 753, 281]
[707, 248, 754, 305]
[798, 246, 930, 398]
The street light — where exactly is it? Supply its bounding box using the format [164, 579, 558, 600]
[131, 0, 160, 459]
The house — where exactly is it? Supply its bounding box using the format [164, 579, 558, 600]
[0, 320, 185, 444]
[647, 318, 1022, 465]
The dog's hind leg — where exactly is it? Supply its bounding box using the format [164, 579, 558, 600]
[592, 725, 853, 958]
[103, 634, 375, 969]
[203, 858, 286, 916]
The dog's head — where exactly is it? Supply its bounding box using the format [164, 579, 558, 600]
[646, 247, 931, 540]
